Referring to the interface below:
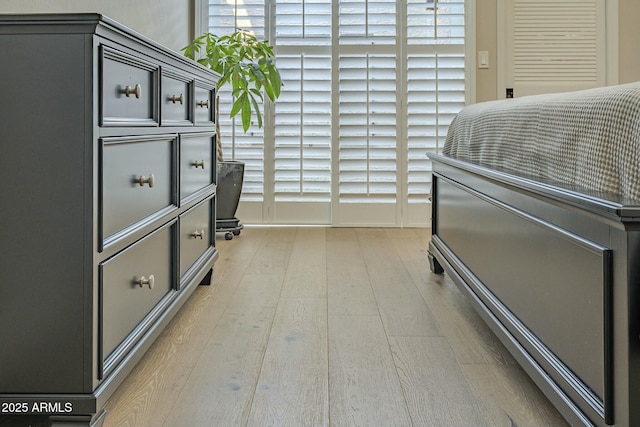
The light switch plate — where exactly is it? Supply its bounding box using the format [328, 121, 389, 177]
[478, 51, 489, 69]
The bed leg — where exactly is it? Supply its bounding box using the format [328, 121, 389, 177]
[428, 252, 444, 275]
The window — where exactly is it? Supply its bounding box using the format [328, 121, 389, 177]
[204, 0, 467, 226]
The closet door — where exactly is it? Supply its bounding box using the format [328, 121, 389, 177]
[498, 0, 616, 98]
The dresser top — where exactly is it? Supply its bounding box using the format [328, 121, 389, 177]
[0, 13, 136, 37]
[0, 13, 212, 77]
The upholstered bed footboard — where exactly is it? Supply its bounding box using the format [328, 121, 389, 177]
[429, 153, 640, 427]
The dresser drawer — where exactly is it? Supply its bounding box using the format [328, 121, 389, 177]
[101, 135, 176, 244]
[194, 84, 215, 125]
[101, 46, 158, 126]
[100, 223, 175, 375]
[179, 200, 212, 278]
[161, 70, 192, 126]
[180, 133, 214, 201]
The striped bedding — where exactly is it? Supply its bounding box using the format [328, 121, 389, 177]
[443, 82, 640, 199]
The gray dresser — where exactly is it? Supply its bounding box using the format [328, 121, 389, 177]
[0, 14, 218, 426]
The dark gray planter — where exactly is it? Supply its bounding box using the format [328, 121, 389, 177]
[216, 160, 244, 239]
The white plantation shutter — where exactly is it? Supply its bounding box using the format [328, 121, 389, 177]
[338, 53, 398, 203]
[405, 0, 466, 213]
[205, 0, 467, 225]
[336, 0, 399, 225]
[339, 0, 396, 44]
[406, 54, 466, 204]
[274, 54, 332, 203]
[276, 0, 332, 44]
[208, 0, 265, 38]
[407, 0, 465, 44]
[208, 0, 266, 203]
[407, 54, 437, 203]
[273, 0, 332, 223]
[214, 87, 265, 203]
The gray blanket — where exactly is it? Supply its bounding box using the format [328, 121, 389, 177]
[443, 82, 640, 199]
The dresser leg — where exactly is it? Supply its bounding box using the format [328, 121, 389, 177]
[199, 267, 214, 286]
[50, 410, 106, 427]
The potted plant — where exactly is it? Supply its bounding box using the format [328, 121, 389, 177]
[183, 29, 282, 239]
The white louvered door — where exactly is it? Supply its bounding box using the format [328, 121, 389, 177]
[499, 0, 614, 98]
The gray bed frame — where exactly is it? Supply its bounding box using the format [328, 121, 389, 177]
[428, 153, 640, 427]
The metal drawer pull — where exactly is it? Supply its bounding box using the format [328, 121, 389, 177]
[191, 230, 205, 239]
[137, 174, 154, 188]
[123, 83, 142, 99]
[135, 275, 155, 289]
[198, 99, 209, 108]
[193, 160, 205, 169]
[170, 93, 184, 104]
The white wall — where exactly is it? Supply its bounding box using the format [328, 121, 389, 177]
[1, 0, 193, 53]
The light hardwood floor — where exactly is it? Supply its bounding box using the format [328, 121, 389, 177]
[102, 227, 569, 427]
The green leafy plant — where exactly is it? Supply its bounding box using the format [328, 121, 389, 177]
[183, 29, 282, 132]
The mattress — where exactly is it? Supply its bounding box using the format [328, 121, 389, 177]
[443, 82, 640, 199]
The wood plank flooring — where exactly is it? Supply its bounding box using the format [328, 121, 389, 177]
[102, 227, 569, 427]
